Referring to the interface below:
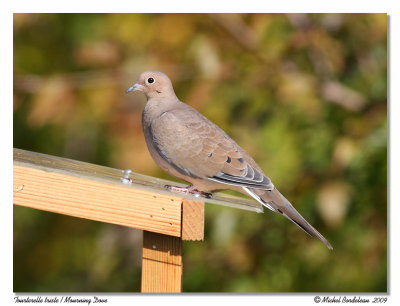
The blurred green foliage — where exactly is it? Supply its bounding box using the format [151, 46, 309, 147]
[13, 13, 387, 292]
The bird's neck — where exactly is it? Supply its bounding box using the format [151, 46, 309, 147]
[142, 97, 181, 127]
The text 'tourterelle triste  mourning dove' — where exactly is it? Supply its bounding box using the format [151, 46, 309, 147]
[126, 71, 333, 250]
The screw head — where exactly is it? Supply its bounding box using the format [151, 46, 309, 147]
[121, 169, 133, 184]
[123, 169, 132, 178]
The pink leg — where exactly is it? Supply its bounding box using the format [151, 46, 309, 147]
[164, 185, 212, 199]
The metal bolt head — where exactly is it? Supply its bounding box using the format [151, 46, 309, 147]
[123, 169, 132, 178]
[121, 169, 133, 184]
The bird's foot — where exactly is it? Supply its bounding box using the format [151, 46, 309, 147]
[164, 185, 213, 199]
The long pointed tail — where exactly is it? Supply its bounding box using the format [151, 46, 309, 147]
[243, 187, 333, 250]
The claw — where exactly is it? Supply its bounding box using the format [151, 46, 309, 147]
[164, 185, 213, 199]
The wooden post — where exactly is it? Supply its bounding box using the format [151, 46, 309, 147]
[141, 231, 183, 292]
[141, 200, 204, 292]
[182, 200, 205, 241]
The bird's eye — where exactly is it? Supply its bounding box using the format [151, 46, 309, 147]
[146, 77, 155, 85]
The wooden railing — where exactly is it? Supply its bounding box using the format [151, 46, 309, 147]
[13, 148, 263, 292]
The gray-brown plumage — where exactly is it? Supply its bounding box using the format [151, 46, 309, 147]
[126, 71, 333, 250]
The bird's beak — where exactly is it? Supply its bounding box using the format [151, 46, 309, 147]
[126, 83, 143, 93]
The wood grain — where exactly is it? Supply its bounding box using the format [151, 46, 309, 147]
[13, 165, 183, 237]
[182, 200, 204, 241]
[141, 231, 182, 292]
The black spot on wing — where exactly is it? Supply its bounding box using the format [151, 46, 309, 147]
[226, 156, 231, 163]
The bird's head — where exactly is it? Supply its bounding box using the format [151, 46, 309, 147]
[126, 71, 176, 100]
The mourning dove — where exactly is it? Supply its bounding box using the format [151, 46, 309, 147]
[126, 71, 333, 250]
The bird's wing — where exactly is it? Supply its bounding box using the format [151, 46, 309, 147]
[149, 105, 274, 190]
